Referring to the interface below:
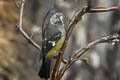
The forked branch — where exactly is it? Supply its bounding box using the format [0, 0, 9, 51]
[59, 33, 120, 78]
[17, 0, 41, 51]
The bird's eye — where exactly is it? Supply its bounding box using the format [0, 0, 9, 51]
[50, 13, 64, 26]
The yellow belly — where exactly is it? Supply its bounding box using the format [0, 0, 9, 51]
[46, 36, 65, 59]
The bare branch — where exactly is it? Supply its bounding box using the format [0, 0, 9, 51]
[59, 33, 120, 78]
[17, 0, 41, 51]
[88, 6, 120, 13]
[15, 1, 20, 11]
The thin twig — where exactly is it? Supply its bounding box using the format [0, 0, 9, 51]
[66, 9, 79, 30]
[53, 56, 68, 64]
[17, 0, 41, 51]
[59, 33, 120, 78]
[15, 1, 20, 11]
[88, 6, 120, 13]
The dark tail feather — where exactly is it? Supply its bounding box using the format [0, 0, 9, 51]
[38, 57, 51, 79]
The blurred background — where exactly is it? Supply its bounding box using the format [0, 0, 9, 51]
[0, 0, 120, 80]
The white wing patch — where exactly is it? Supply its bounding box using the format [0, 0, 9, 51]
[48, 41, 56, 47]
[52, 42, 56, 46]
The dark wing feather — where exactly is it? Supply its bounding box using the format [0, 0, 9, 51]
[42, 31, 61, 56]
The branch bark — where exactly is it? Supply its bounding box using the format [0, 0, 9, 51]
[88, 6, 120, 13]
[59, 33, 120, 78]
[17, 0, 41, 51]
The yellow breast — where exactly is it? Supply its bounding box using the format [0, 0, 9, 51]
[46, 36, 65, 59]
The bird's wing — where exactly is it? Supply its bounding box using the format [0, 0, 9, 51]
[42, 31, 62, 56]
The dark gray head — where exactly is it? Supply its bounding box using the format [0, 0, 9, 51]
[50, 12, 64, 27]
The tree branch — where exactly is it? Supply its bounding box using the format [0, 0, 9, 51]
[87, 6, 120, 13]
[59, 33, 120, 78]
[17, 0, 41, 51]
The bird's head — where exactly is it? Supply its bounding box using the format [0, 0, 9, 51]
[50, 13, 64, 27]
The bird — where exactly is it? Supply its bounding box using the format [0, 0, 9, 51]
[38, 9, 66, 79]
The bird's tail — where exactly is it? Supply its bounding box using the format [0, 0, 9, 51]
[38, 57, 51, 79]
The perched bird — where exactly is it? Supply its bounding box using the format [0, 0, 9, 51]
[38, 9, 66, 79]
